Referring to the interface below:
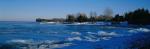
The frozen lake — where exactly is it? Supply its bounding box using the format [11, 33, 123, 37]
[0, 21, 150, 49]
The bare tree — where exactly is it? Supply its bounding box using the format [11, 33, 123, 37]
[90, 11, 97, 17]
[103, 8, 113, 21]
[103, 8, 113, 17]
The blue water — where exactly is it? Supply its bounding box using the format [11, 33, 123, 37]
[0, 21, 149, 49]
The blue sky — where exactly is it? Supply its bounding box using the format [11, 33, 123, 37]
[0, 0, 150, 21]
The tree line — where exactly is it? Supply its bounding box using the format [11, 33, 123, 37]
[66, 13, 113, 23]
[66, 8, 150, 25]
[36, 8, 150, 25]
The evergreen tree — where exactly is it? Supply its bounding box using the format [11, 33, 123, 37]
[76, 13, 88, 22]
[112, 14, 125, 22]
[66, 14, 76, 23]
[125, 8, 150, 25]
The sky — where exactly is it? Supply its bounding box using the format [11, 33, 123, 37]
[0, 0, 150, 21]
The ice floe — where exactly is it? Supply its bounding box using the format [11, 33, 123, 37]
[49, 43, 72, 49]
[87, 32, 97, 35]
[98, 31, 118, 37]
[84, 36, 100, 42]
[7, 39, 32, 44]
[66, 31, 120, 42]
[6, 39, 73, 49]
[128, 28, 150, 33]
[3, 31, 124, 49]
[71, 32, 81, 35]
[101, 37, 112, 40]
[67, 37, 82, 41]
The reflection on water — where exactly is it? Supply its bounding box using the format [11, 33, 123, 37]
[0, 21, 150, 49]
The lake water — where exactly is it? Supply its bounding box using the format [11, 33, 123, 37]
[0, 21, 150, 49]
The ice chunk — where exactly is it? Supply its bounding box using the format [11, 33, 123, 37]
[71, 32, 81, 35]
[49, 43, 73, 49]
[84, 36, 100, 42]
[98, 31, 118, 36]
[102, 37, 112, 40]
[87, 32, 97, 35]
[67, 37, 82, 41]
[7, 39, 32, 44]
[7, 39, 73, 49]
[129, 28, 150, 33]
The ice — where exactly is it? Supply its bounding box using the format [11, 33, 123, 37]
[84, 36, 100, 42]
[98, 31, 118, 36]
[129, 28, 150, 33]
[67, 37, 82, 41]
[49, 43, 73, 49]
[6, 39, 73, 49]
[87, 32, 97, 35]
[66, 31, 120, 42]
[7, 39, 32, 44]
[71, 32, 81, 35]
[102, 37, 112, 40]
